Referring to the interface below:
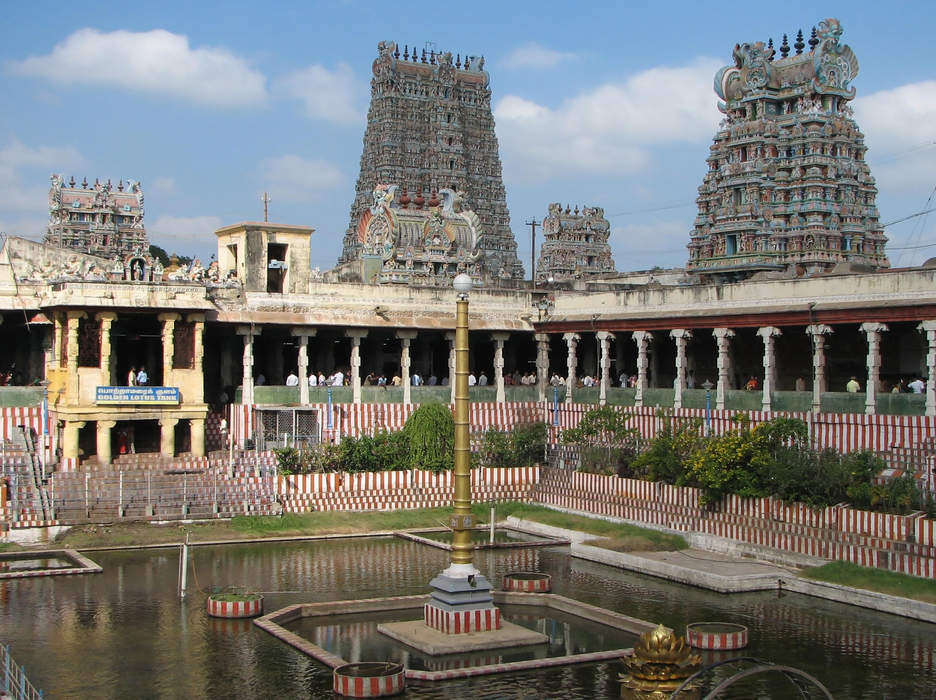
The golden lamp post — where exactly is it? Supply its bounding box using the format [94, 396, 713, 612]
[450, 272, 474, 566]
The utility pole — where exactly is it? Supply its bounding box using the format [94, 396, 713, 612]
[526, 218, 539, 289]
[261, 192, 271, 223]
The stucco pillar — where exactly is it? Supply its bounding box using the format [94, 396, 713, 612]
[713, 328, 735, 410]
[236, 326, 260, 405]
[596, 331, 614, 406]
[190, 418, 205, 458]
[187, 313, 206, 403]
[158, 312, 180, 386]
[860, 322, 888, 415]
[159, 417, 179, 458]
[806, 324, 833, 412]
[96, 420, 116, 465]
[671, 329, 692, 409]
[446, 331, 456, 404]
[291, 327, 316, 406]
[96, 312, 117, 386]
[65, 311, 84, 404]
[62, 420, 85, 461]
[535, 333, 549, 403]
[757, 326, 782, 412]
[919, 321, 936, 417]
[633, 331, 652, 407]
[346, 329, 368, 405]
[491, 332, 509, 403]
[563, 333, 580, 404]
[397, 330, 417, 405]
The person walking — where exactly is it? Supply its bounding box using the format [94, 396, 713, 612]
[127, 367, 137, 386]
[136, 367, 148, 385]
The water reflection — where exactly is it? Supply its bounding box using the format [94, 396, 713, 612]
[0, 539, 931, 698]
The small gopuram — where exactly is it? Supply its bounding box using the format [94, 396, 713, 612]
[535, 202, 616, 283]
[352, 184, 485, 285]
[45, 174, 148, 260]
[687, 19, 889, 279]
[339, 41, 524, 285]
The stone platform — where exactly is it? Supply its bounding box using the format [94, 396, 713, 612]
[378, 619, 547, 655]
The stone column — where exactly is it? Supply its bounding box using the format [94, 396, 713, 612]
[535, 333, 549, 403]
[96, 420, 116, 465]
[446, 331, 456, 404]
[563, 333, 580, 404]
[713, 328, 735, 410]
[65, 311, 84, 404]
[757, 326, 782, 411]
[158, 312, 181, 386]
[62, 421, 85, 461]
[860, 322, 888, 415]
[159, 417, 179, 458]
[292, 328, 316, 406]
[188, 313, 206, 403]
[919, 321, 936, 417]
[190, 418, 205, 458]
[397, 330, 417, 405]
[96, 312, 117, 386]
[806, 324, 833, 412]
[633, 331, 653, 407]
[236, 326, 260, 405]
[671, 329, 691, 409]
[345, 329, 368, 404]
[596, 331, 614, 406]
[491, 332, 509, 403]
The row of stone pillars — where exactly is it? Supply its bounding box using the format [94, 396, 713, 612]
[562, 322, 936, 415]
[60, 417, 205, 465]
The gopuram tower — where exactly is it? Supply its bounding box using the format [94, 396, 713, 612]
[338, 41, 524, 286]
[687, 19, 889, 280]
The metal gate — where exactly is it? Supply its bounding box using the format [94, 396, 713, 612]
[254, 408, 321, 450]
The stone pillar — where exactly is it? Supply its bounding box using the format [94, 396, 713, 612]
[188, 313, 206, 404]
[671, 329, 691, 409]
[96, 312, 117, 386]
[491, 332, 509, 403]
[596, 331, 614, 406]
[346, 329, 368, 405]
[96, 420, 116, 465]
[563, 333, 580, 404]
[919, 321, 936, 417]
[446, 331, 456, 404]
[62, 421, 85, 461]
[757, 326, 782, 412]
[159, 417, 179, 458]
[860, 322, 888, 415]
[220, 342, 233, 388]
[291, 328, 316, 406]
[158, 312, 180, 386]
[190, 418, 205, 458]
[713, 328, 735, 410]
[236, 326, 261, 404]
[633, 331, 652, 407]
[65, 311, 84, 404]
[397, 330, 417, 405]
[806, 324, 833, 412]
[535, 333, 549, 403]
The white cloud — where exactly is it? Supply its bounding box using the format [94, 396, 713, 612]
[503, 42, 577, 70]
[149, 215, 223, 244]
[8, 28, 267, 108]
[151, 176, 178, 195]
[494, 58, 722, 182]
[854, 80, 936, 196]
[275, 63, 359, 124]
[260, 155, 345, 201]
[0, 139, 82, 211]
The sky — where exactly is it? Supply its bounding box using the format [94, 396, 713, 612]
[1, 0, 934, 274]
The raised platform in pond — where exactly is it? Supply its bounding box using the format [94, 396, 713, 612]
[0, 549, 101, 579]
[378, 618, 547, 655]
[394, 526, 569, 551]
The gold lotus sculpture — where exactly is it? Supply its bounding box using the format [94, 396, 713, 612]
[621, 624, 702, 682]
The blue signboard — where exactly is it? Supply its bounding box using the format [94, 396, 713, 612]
[96, 386, 180, 404]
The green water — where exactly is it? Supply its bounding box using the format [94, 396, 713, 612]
[0, 537, 932, 698]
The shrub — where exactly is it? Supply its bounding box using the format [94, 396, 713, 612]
[478, 428, 512, 467]
[272, 447, 301, 475]
[562, 406, 641, 475]
[402, 402, 454, 472]
[510, 421, 547, 466]
[631, 410, 703, 483]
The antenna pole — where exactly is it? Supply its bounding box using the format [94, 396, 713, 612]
[261, 192, 271, 223]
[526, 218, 539, 289]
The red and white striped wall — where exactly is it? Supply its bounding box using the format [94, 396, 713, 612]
[1, 406, 55, 466]
[424, 603, 501, 634]
[686, 623, 748, 650]
[333, 664, 405, 698]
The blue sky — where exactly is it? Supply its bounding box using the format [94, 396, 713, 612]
[1, 0, 934, 273]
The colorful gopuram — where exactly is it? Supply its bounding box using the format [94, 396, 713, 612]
[535, 203, 616, 283]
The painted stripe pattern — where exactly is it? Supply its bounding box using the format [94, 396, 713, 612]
[206, 596, 264, 618]
[423, 604, 501, 634]
[686, 623, 749, 650]
[332, 665, 405, 698]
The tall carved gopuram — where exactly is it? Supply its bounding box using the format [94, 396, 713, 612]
[339, 41, 524, 285]
[535, 203, 616, 283]
[687, 19, 889, 279]
[46, 174, 147, 259]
